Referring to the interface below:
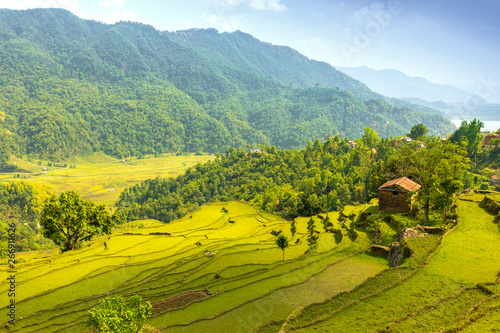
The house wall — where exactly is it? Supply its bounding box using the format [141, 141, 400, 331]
[379, 189, 411, 212]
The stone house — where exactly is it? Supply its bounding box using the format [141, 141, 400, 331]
[378, 177, 421, 212]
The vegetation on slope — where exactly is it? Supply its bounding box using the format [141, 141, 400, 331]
[258, 193, 500, 333]
[0, 201, 388, 333]
[0, 182, 54, 255]
[116, 134, 381, 223]
[0, 8, 454, 161]
[116, 129, 469, 224]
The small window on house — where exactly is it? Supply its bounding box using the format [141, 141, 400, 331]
[392, 191, 398, 196]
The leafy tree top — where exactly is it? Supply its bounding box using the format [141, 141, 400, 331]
[86, 295, 152, 333]
[407, 123, 428, 140]
[40, 191, 117, 251]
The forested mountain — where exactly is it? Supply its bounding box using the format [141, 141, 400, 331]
[0, 8, 454, 160]
[172, 29, 382, 100]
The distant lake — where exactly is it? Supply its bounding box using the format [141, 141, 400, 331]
[452, 119, 500, 132]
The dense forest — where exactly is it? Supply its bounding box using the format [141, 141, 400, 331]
[115, 127, 469, 223]
[0, 8, 454, 161]
[115, 133, 381, 223]
[117, 121, 500, 225]
[0, 182, 54, 255]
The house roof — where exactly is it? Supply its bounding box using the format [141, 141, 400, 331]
[379, 177, 421, 192]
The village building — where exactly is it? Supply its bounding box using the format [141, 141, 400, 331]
[414, 140, 425, 148]
[378, 177, 421, 212]
[402, 137, 413, 143]
[348, 141, 357, 148]
[484, 132, 500, 146]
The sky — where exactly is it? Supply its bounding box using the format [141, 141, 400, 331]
[1, 0, 499, 102]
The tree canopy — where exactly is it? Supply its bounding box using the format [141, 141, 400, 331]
[40, 191, 117, 251]
[449, 119, 484, 164]
[385, 138, 469, 223]
[86, 295, 152, 333]
[0, 9, 455, 160]
[407, 123, 428, 140]
[275, 234, 289, 262]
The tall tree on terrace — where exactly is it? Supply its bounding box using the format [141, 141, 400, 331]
[389, 138, 469, 224]
[40, 191, 117, 251]
[449, 118, 484, 165]
[275, 234, 289, 262]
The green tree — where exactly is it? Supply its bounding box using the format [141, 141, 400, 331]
[86, 295, 152, 333]
[449, 119, 484, 164]
[40, 191, 117, 251]
[407, 123, 428, 140]
[275, 234, 289, 262]
[362, 127, 380, 148]
[390, 138, 469, 223]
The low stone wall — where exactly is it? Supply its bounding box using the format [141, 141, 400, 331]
[370, 245, 390, 257]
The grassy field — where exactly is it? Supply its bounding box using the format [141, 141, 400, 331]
[0, 153, 213, 205]
[258, 192, 500, 333]
[0, 201, 389, 332]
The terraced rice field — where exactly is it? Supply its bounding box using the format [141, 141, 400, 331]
[3, 193, 497, 333]
[0, 201, 388, 332]
[0, 153, 213, 205]
[258, 192, 500, 333]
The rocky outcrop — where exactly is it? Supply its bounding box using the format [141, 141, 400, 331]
[397, 227, 426, 242]
[418, 226, 444, 235]
[388, 242, 404, 266]
[390, 226, 430, 266]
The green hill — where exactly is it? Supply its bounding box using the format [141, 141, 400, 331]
[172, 28, 382, 100]
[2, 193, 499, 332]
[0, 8, 454, 161]
[258, 192, 500, 333]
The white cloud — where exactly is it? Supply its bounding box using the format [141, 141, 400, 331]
[201, 11, 243, 31]
[249, 0, 286, 12]
[97, 0, 125, 8]
[0, 0, 81, 12]
[200, 0, 285, 32]
[348, 3, 385, 28]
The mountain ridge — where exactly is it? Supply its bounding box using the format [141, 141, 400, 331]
[0, 8, 454, 161]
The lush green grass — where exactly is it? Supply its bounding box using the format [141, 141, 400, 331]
[0, 153, 213, 204]
[256, 193, 500, 333]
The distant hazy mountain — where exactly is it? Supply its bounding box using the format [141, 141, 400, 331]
[336, 66, 480, 104]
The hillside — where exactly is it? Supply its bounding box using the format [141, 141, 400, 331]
[2, 193, 499, 332]
[338, 66, 500, 121]
[172, 29, 382, 100]
[0, 8, 454, 161]
[259, 192, 500, 332]
[0, 201, 390, 332]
